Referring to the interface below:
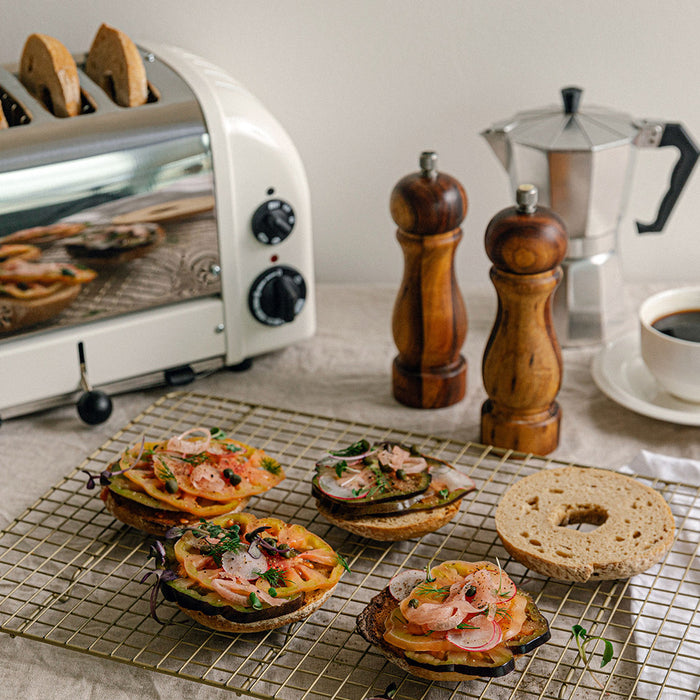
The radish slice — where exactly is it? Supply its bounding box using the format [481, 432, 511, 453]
[388, 569, 425, 600]
[316, 472, 367, 500]
[446, 616, 503, 651]
[221, 549, 268, 581]
[429, 463, 475, 492]
[166, 427, 212, 455]
[247, 540, 263, 559]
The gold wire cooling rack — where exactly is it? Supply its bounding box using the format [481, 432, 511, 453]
[1, 391, 699, 699]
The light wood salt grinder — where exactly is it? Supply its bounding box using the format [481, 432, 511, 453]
[480, 184, 567, 455]
[390, 151, 468, 408]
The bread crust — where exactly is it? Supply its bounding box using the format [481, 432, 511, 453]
[85, 24, 147, 108]
[316, 499, 461, 541]
[102, 487, 249, 537]
[20, 33, 81, 117]
[175, 584, 336, 633]
[65, 224, 165, 267]
[0, 283, 80, 334]
[495, 466, 676, 582]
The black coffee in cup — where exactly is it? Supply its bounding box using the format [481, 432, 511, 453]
[652, 309, 700, 343]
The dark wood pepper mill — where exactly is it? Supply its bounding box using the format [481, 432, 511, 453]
[480, 184, 567, 455]
[390, 151, 468, 408]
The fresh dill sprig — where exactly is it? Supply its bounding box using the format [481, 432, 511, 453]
[196, 521, 243, 566]
[255, 567, 288, 588]
[153, 457, 175, 482]
[261, 456, 282, 474]
[415, 583, 450, 600]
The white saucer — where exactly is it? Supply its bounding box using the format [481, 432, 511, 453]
[592, 331, 700, 426]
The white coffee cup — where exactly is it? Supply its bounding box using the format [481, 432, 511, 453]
[639, 286, 700, 403]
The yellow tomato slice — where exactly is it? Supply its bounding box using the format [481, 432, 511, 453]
[174, 513, 345, 602]
[117, 437, 284, 516]
[386, 560, 527, 657]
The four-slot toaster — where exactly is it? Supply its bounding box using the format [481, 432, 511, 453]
[0, 41, 315, 421]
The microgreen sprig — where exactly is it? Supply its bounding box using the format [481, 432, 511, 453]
[140, 540, 177, 624]
[329, 439, 370, 458]
[336, 552, 351, 573]
[82, 436, 146, 490]
[572, 624, 615, 687]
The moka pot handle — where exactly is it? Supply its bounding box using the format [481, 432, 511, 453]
[635, 121, 700, 234]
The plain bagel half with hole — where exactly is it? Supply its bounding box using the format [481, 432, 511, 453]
[495, 466, 675, 582]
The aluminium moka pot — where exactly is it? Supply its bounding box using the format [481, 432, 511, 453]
[482, 86, 699, 346]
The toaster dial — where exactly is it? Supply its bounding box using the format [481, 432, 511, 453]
[248, 265, 307, 325]
[251, 199, 295, 244]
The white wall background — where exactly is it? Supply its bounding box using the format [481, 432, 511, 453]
[3, 0, 700, 289]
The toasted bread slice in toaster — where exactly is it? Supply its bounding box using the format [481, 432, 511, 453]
[85, 24, 147, 108]
[0, 104, 8, 129]
[19, 33, 81, 118]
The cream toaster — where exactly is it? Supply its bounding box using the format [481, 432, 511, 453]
[0, 40, 314, 422]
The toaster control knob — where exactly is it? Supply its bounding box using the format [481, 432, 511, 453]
[248, 265, 307, 325]
[252, 199, 296, 245]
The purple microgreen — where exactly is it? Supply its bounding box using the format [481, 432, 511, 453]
[141, 568, 177, 624]
[140, 538, 176, 624]
[164, 525, 184, 540]
[244, 525, 272, 543]
[83, 437, 146, 490]
[80, 468, 112, 490]
[148, 540, 166, 567]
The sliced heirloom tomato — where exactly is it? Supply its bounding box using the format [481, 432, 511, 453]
[382, 560, 548, 675]
[171, 513, 345, 614]
[114, 435, 284, 517]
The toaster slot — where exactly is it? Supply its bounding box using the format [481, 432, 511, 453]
[0, 84, 31, 127]
[75, 54, 160, 109]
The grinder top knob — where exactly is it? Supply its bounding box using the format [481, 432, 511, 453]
[485, 184, 567, 275]
[390, 151, 467, 236]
